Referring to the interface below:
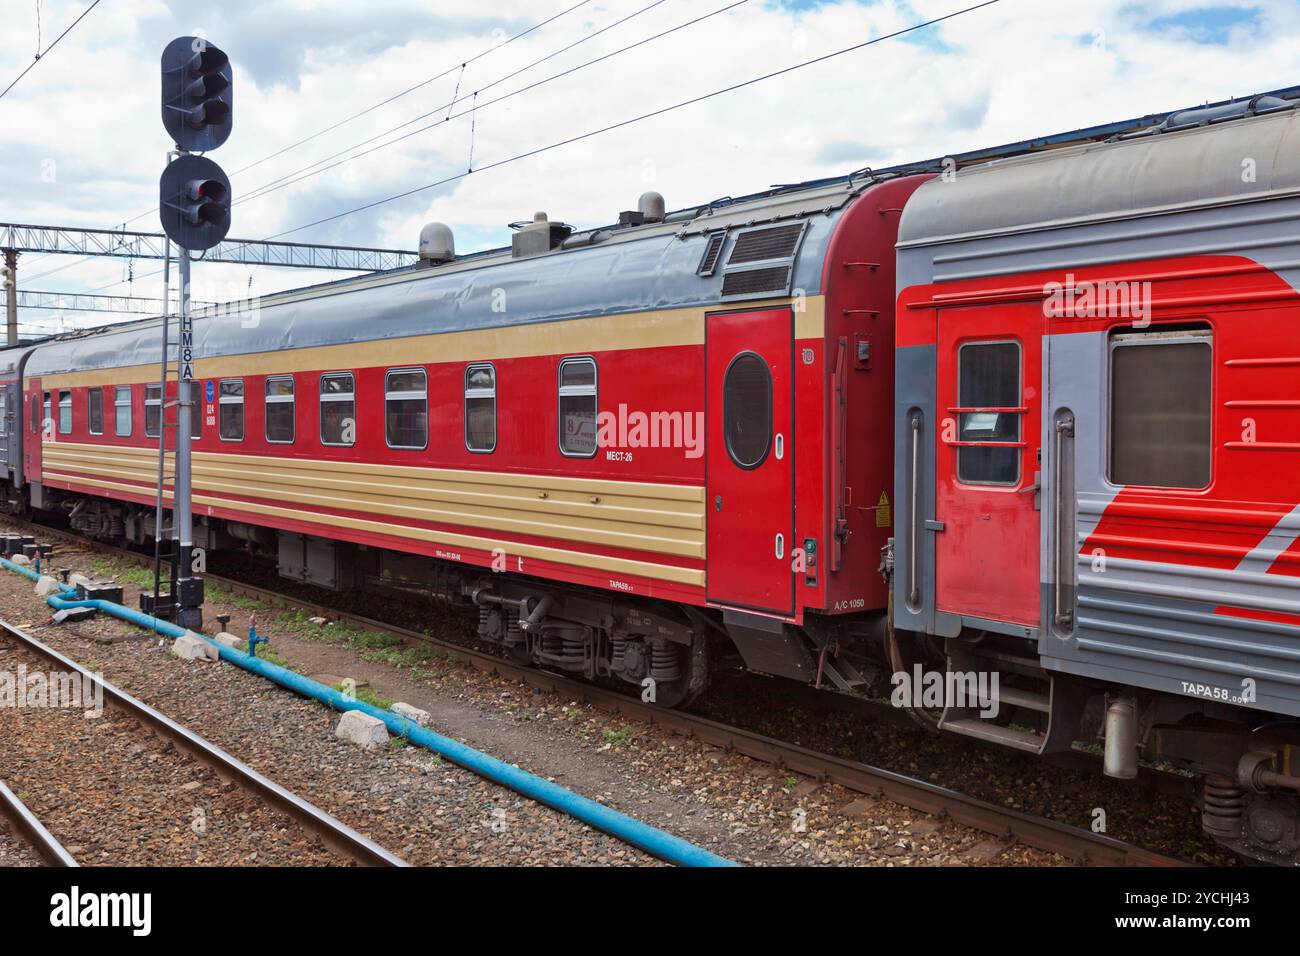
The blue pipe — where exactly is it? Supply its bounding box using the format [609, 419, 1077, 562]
[2, 558, 735, 866]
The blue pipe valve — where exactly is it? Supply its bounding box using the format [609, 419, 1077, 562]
[247, 620, 266, 659]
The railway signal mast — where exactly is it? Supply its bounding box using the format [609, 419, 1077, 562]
[155, 35, 234, 630]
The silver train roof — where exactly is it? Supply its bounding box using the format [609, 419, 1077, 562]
[899, 98, 1300, 248]
[23, 177, 878, 378]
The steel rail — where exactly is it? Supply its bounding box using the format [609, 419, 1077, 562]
[16, 518, 1188, 866]
[0, 776, 78, 867]
[0, 618, 407, 868]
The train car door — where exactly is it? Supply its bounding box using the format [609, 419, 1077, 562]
[933, 304, 1043, 627]
[705, 307, 794, 615]
[24, 378, 42, 483]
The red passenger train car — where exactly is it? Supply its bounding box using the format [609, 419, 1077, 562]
[12, 172, 926, 706]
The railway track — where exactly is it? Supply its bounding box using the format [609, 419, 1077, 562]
[0, 775, 77, 867]
[0, 617, 406, 867]
[11, 517, 1188, 867]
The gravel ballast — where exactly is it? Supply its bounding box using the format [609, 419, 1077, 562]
[0, 635, 345, 866]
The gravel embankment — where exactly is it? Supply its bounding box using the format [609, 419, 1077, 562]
[0, 635, 345, 866]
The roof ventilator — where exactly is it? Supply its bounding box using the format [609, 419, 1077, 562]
[696, 231, 726, 276]
[718, 221, 807, 301]
[511, 212, 573, 259]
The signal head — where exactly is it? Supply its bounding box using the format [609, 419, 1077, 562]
[160, 155, 232, 251]
[161, 36, 233, 151]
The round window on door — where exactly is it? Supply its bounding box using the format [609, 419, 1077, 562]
[723, 352, 772, 469]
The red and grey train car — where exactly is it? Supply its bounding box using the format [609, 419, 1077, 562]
[894, 97, 1300, 863]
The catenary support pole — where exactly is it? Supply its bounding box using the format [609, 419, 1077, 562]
[4, 248, 17, 347]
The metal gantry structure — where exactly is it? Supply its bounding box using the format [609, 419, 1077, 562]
[1, 221, 416, 347]
[18, 290, 219, 314]
[0, 222, 417, 270]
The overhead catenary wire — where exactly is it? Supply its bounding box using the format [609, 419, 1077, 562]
[239, 0, 677, 203]
[13, 0, 599, 287]
[266, 0, 1002, 241]
[0, 0, 104, 102]
[72, 0, 730, 293]
[67, 0, 1002, 296]
[229, 0, 598, 178]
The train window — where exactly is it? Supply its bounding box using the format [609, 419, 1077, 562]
[57, 391, 72, 435]
[465, 364, 496, 453]
[114, 385, 132, 437]
[0, 393, 6, 436]
[88, 387, 103, 435]
[42, 392, 50, 435]
[31, 394, 38, 434]
[385, 368, 427, 450]
[265, 376, 295, 444]
[558, 357, 597, 457]
[186, 381, 201, 439]
[722, 352, 772, 469]
[145, 384, 163, 439]
[956, 342, 1022, 485]
[1109, 331, 1212, 489]
[219, 379, 245, 441]
[320, 372, 355, 446]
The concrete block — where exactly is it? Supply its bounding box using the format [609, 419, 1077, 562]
[391, 702, 430, 726]
[68, 573, 95, 590]
[34, 575, 61, 597]
[51, 607, 96, 624]
[212, 632, 242, 650]
[171, 633, 219, 662]
[335, 710, 389, 750]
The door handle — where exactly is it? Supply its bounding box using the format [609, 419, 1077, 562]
[1054, 418, 1075, 630]
[775, 533, 785, 560]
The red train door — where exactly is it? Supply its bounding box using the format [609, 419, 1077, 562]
[933, 305, 1043, 627]
[24, 378, 42, 483]
[706, 308, 794, 615]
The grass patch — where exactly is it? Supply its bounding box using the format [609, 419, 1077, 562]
[254, 645, 298, 672]
[277, 609, 403, 653]
[362, 645, 438, 669]
[203, 583, 261, 610]
[91, 557, 154, 590]
[602, 726, 635, 748]
[329, 683, 395, 711]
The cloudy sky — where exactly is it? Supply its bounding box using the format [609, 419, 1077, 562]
[0, 0, 1296, 336]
